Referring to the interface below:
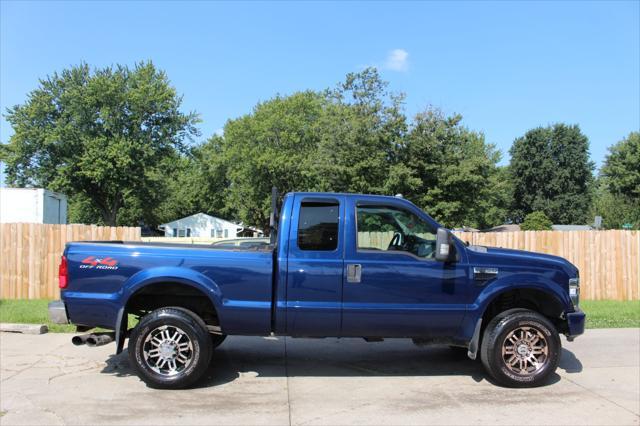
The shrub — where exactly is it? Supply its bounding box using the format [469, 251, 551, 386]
[521, 211, 553, 231]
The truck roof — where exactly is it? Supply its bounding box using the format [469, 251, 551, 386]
[287, 192, 407, 200]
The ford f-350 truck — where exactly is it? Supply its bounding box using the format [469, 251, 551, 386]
[49, 192, 585, 389]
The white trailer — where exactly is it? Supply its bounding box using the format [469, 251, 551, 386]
[0, 188, 68, 224]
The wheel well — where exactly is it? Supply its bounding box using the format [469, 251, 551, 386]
[481, 288, 565, 330]
[125, 282, 219, 327]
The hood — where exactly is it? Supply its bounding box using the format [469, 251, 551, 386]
[470, 245, 578, 278]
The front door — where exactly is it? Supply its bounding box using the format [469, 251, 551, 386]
[341, 197, 468, 338]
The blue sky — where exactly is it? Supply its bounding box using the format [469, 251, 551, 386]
[1, 0, 639, 186]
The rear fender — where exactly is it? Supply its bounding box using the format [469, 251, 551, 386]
[118, 266, 224, 328]
[121, 266, 223, 310]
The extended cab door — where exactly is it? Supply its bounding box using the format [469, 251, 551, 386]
[341, 196, 468, 338]
[286, 195, 345, 336]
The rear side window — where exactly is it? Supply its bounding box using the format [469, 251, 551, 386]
[298, 201, 339, 251]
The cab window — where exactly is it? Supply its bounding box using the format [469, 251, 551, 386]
[356, 205, 436, 259]
[298, 201, 339, 251]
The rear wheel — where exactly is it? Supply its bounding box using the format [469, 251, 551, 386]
[128, 307, 212, 389]
[480, 308, 560, 387]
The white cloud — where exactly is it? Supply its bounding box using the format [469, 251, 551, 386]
[214, 128, 224, 136]
[384, 49, 409, 72]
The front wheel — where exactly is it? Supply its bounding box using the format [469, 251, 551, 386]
[480, 308, 561, 387]
[128, 307, 213, 389]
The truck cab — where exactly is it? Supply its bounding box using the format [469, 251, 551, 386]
[275, 193, 468, 338]
[50, 191, 585, 389]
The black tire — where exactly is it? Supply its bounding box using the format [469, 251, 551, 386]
[164, 306, 226, 350]
[210, 334, 227, 349]
[480, 308, 561, 387]
[128, 307, 213, 389]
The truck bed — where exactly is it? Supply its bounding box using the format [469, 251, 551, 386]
[61, 241, 275, 335]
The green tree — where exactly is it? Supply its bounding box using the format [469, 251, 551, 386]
[3, 62, 199, 226]
[509, 124, 594, 224]
[217, 91, 325, 230]
[591, 133, 640, 229]
[209, 68, 409, 230]
[196, 69, 511, 231]
[67, 193, 102, 224]
[520, 211, 553, 230]
[590, 179, 639, 229]
[477, 165, 513, 228]
[600, 132, 640, 201]
[155, 140, 229, 225]
[390, 108, 503, 229]
[314, 68, 407, 194]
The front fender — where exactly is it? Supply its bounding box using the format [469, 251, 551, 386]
[473, 273, 571, 312]
[459, 273, 571, 341]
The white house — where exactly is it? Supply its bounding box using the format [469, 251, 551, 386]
[0, 188, 68, 224]
[158, 213, 244, 238]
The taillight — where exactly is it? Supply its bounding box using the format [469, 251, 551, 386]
[58, 256, 68, 289]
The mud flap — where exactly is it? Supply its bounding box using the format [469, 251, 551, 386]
[115, 308, 127, 354]
[467, 318, 482, 360]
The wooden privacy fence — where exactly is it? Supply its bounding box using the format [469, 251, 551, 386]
[0, 225, 638, 301]
[0, 223, 140, 300]
[359, 230, 639, 301]
[453, 231, 639, 301]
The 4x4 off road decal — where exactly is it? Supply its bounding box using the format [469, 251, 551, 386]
[80, 256, 119, 270]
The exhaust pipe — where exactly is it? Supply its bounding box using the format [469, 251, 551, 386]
[72, 332, 115, 347]
[72, 333, 92, 346]
[86, 332, 115, 347]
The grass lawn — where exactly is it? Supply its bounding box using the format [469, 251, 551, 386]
[1, 299, 638, 332]
[0, 299, 76, 332]
[580, 300, 640, 329]
[0, 299, 139, 333]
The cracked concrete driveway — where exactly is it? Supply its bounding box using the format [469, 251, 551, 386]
[1, 328, 638, 425]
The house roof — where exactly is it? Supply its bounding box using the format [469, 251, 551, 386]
[551, 225, 593, 231]
[236, 223, 264, 234]
[486, 224, 521, 232]
[159, 213, 242, 229]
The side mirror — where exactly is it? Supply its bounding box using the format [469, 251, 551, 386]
[435, 227, 455, 262]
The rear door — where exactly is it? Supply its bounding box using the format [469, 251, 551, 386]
[286, 195, 345, 336]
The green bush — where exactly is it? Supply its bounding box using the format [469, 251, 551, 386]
[520, 211, 553, 230]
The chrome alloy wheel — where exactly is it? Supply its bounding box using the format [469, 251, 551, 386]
[501, 326, 549, 376]
[142, 325, 194, 376]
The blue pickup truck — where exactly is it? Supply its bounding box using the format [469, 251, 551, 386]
[49, 191, 585, 389]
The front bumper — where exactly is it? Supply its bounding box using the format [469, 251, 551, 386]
[566, 307, 586, 340]
[48, 300, 69, 324]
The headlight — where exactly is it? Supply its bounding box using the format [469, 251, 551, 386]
[569, 277, 580, 307]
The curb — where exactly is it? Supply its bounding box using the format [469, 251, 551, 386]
[0, 323, 48, 334]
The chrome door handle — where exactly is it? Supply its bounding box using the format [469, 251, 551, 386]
[347, 264, 362, 283]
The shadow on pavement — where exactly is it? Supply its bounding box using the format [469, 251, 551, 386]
[558, 347, 583, 373]
[101, 336, 580, 388]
